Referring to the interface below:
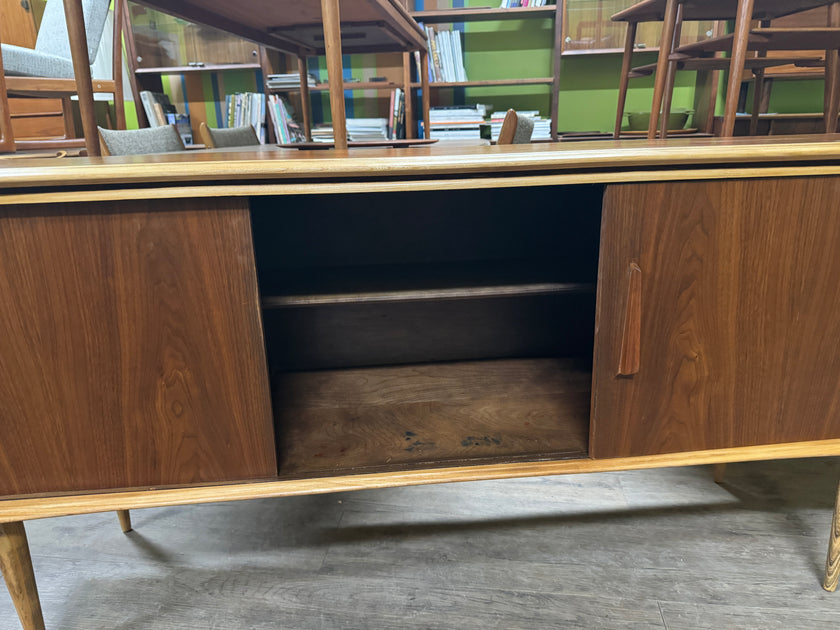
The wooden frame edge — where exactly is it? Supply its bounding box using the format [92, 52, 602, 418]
[2, 438, 839, 523]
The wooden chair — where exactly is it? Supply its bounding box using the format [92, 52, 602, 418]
[98, 124, 184, 156]
[497, 109, 534, 145]
[198, 122, 261, 148]
[0, 0, 126, 154]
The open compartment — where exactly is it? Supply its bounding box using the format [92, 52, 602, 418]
[250, 185, 603, 478]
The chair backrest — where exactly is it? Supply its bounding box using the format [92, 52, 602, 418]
[497, 109, 534, 145]
[36, 0, 110, 64]
[98, 125, 185, 156]
[198, 123, 261, 149]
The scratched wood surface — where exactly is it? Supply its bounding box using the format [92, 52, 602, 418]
[0, 458, 837, 629]
[274, 358, 591, 476]
[592, 177, 840, 458]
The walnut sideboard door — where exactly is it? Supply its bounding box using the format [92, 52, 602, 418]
[591, 177, 840, 459]
[0, 198, 276, 496]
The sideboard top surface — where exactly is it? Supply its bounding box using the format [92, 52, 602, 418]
[3, 135, 840, 200]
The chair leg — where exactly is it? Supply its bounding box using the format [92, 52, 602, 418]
[721, 0, 756, 137]
[824, 477, 840, 591]
[659, 4, 684, 139]
[614, 21, 638, 139]
[648, 0, 680, 139]
[62, 0, 101, 156]
[0, 40, 16, 153]
[0, 522, 46, 630]
[116, 510, 133, 533]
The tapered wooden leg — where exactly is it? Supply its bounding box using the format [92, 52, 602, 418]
[824, 478, 840, 592]
[713, 463, 727, 484]
[0, 38, 16, 153]
[614, 21, 638, 139]
[0, 522, 45, 630]
[320, 0, 347, 150]
[116, 510, 133, 533]
[63, 0, 100, 156]
[648, 0, 680, 139]
[659, 4, 684, 139]
[721, 0, 756, 137]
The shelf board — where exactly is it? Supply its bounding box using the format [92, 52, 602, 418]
[410, 78, 554, 89]
[273, 357, 591, 478]
[269, 81, 403, 92]
[260, 261, 595, 308]
[135, 63, 261, 75]
[411, 6, 556, 23]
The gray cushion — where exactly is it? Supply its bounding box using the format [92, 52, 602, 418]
[36, 0, 110, 65]
[0, 43, 74, 78]
[99, 125, 185, 156]
[512, 115, 534, 145]
[206, 125, 261, 148]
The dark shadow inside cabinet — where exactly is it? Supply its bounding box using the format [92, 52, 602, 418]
[250, 185, 604, 478]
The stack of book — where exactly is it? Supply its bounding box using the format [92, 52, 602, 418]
[139, 91, 193, 145]
[347, 118, 389, 142]
[267, 94, 305, 144]
[490, 110, 552, 141]
[498, 0, 549, 7]
[266, 73, 318, 91]
[423, 26, 467, 83]
[428, 104, 487, 140]
[388, 88, 406, 140]
[224, 92, 266, 143]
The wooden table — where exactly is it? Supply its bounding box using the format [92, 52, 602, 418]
[1, 136, 840, 629]
[127, 0, 429, 150]
[612, 0, 840, 138]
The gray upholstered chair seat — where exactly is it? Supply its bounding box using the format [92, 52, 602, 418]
[0, 44, 74, 78]
[98, 125, 185, 156]
[199, 123, 261, 148]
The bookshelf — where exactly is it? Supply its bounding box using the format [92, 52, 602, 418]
[410, 2, 563, 140]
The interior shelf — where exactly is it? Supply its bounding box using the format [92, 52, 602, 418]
[260, 260, 595, 308]
[134, 63, 261, 74]
[410, 78, 554, 89]
[273, 357, 591, 478]
[411, 6, 557, 23]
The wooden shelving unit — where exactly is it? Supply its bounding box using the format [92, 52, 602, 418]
[410, 2, 563, 140]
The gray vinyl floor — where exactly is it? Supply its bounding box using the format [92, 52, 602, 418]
[2, 458, 839, 630]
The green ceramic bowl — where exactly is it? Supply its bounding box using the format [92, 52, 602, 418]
[626, 110, 690, 131]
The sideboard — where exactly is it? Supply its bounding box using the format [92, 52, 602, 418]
[1, 137, 840, 629]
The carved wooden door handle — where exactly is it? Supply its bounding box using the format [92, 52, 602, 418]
[618, 262, 641, 377]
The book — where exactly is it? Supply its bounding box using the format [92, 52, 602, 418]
[139, 91, 177, 127]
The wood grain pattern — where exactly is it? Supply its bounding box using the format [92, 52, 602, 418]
[593, 178, 840, 458]
[0, 198, 276, 497]
[825, 478, 840, 591]
[3, 439, 840, 524]
[0, 522, 44, 630]
[274, 358, 591, 476]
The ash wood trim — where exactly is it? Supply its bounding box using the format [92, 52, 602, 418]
[826, 478, 840, 591]
[10, 164, 840, 206]
[0, 198, 276, 496]
[0, 522, 44, 630]
[3, 438, 840, 524]
[593, 178, 840, 458]
[8, 136, 840, 191]
[618, 263, 641, 377]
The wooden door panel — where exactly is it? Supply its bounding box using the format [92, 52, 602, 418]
[591, 177, 840, 458]
[0, 198, 276, 496]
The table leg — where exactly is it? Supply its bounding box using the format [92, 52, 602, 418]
[647, 0, 680, 140]
[0, 522, 45, 630]
[721, 0, 756, 137]
[614, 22, 638, 139]
[63, 0, 100, 156]
[403, 52, 414, 139]
[420, 49, 430, 139]
[320, 0, 347, 151]
[825, 478, 840, 591]
[298, 56, 313, 142]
